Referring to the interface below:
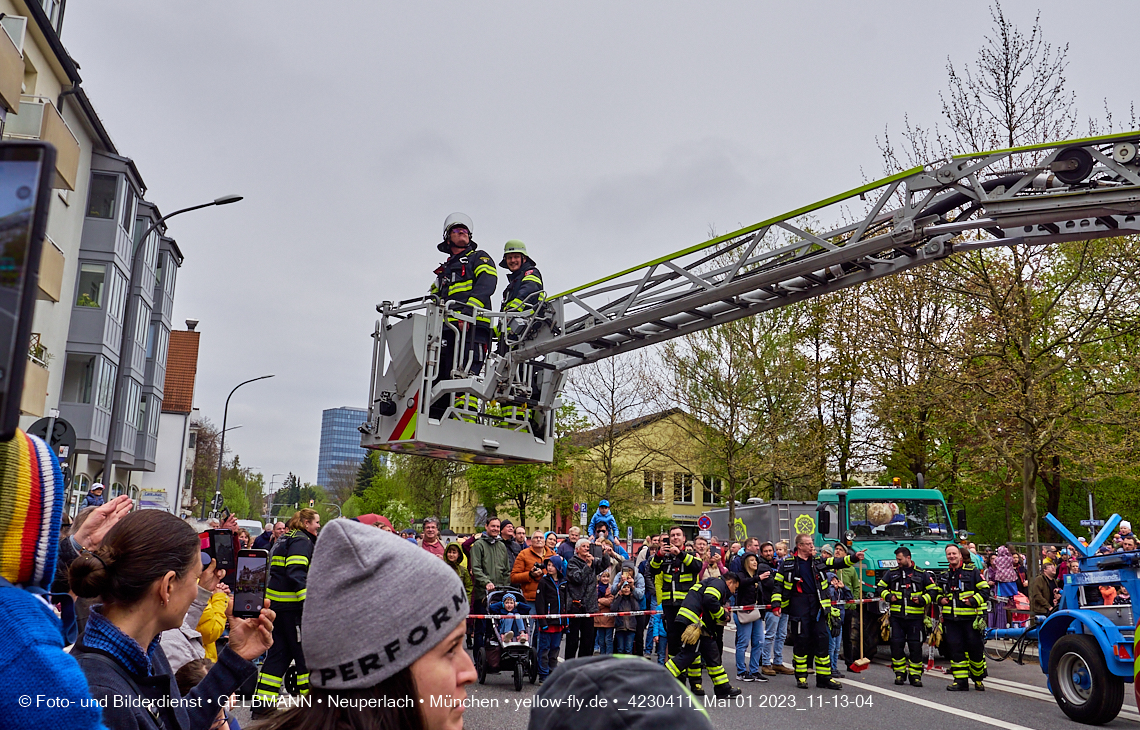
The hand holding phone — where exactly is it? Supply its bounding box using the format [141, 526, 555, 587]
[233, 549, 268, 618]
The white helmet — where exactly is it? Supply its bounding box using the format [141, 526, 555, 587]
[442, 212, 473, 239]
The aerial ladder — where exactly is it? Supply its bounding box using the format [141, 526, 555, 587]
[359, 131, 1140, 464]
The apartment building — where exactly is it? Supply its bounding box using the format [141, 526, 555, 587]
[0, 2, 191, 516]
[317, 406, 369, 485]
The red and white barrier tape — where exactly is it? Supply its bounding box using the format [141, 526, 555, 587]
[468, 596, 882, 620]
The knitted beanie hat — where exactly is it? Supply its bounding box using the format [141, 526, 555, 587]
[0, 430, 63, 589]
[303, 519, 469, 690]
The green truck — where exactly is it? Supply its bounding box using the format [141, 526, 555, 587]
[705, 484, 975, 657]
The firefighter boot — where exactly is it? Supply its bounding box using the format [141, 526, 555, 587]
[714, 684, 742, 699]
[946, 680, 969, 691]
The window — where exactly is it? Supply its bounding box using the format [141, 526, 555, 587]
[107, 267, 127, 322]
[135, 302, 150, 343]
[155, 325, 169, 367]
[164, 258, 177, 297]
[146, 322, 156, 360]
[120, 185, 136, 236]
[847, 499, 951, 540]
[75, 263, 105, 308]
[188, 431, 197, 449]
[702, 476, 722, 506]
[134, 216, 148, 246]
[111, 482, 124, 498]
[644, 470, 665, 500]
[137, 393, 147, 431]
[124, 379, 141, 430]
[184, 469, 193, 488]
[149, 396, 161, 436]
[96, 358, 116, 410]
[86, 173, 116, 219]
[673, 473, 694, 504]
[61, 354, 95, 403]
[155, 252, 163, 289]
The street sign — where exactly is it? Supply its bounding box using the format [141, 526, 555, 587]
[580, 503, 588, 526]
[697, 515, 712, 531]
[699, 529, 711, 539]
[573, 502, 579, 513]
[626, 525, 633, 551]
[1080, 519, 1106, 527]
[27, 416, 76, 459]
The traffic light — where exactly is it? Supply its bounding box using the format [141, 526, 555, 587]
[309, 499, 315, 508]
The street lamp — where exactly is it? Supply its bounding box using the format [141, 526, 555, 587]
[209, 374, 274, 518]
[100, 195, 244, 487]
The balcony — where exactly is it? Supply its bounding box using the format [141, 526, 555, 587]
[3, 95, 80, 190]
[0, 21, 20, 114]
[36, 236, 64, 301]
[20, 349, 48, 417]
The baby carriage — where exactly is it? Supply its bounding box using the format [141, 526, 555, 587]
[476, 586, 539, 690]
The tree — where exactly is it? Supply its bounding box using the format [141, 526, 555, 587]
[355, 452, 383, 497]
[466, 463, 550, 529]
[405, 455, 462, 523]
[325, 460, 359, 507]
[565, 353, 669, 519]
[656, 316, 767, 534]
[189, 418, 224, 511]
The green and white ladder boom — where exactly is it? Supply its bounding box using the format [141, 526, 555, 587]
[360, 131, 1140, 464]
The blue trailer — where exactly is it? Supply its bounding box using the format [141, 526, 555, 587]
[988, 513, 1137, 725]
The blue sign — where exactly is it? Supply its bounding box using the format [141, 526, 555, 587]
[1080, 519, 1106, 527]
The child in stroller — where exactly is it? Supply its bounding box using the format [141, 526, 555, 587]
[489, 591, 532, 644]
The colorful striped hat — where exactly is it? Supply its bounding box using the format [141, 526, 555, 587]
[0, 429, 63, 589]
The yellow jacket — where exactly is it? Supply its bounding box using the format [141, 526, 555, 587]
[197, 591, 229, 662]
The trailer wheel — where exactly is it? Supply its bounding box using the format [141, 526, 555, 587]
[1048, 634, 1124, 725]
[476, 648, 487, 685]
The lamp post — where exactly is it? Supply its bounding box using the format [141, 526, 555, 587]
[101, 195, 243, 489]
[208, 374, 274, 518]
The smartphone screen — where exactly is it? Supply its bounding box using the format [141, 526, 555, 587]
[212, 530, 235, 571]
[0, 143, 54, 440]
[234, 550, 268, 618]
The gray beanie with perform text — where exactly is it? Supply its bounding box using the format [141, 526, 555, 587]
[302, 519, 469, 689]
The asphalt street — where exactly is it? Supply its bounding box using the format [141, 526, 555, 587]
[459, 631, 1140, 730]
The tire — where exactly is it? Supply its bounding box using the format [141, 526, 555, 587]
[514, 663, 524, 691]
[477, 648, 487, 685]
[528, 649, 539, 684]
[1048, 634, 1124, 725]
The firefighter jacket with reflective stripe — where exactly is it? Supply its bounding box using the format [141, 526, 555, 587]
[266, 528, 314, 610]
[648, 548, 703, 605]
[771, 554, 855, 618]
[430, 244, 498, 326]
[936, 565, 991, 620]
[501, 261, 544, 313]
[877, 566, 937, 617]
[676, 577, 731, 633]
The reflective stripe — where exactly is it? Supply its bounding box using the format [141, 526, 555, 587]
[474, 264, 497, 278]
[522, 274, 542, 284]
[678, 607, 702, 625]
[267, 588, 306, 602]
[270, 556, 286, 567]
[284, 555, 310, 567]
[449, 281, 473, 293]
[258, 674, 283, 687]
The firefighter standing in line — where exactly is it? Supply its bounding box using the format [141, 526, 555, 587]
[428, 213, 498, 420]
[649, 526, 705, 693]
[938, 543, 991, 691]
[254, 508, 320, 715]
[771, 533, 864, 690]
[877, 546, 937, 686]
[666, 573, 743, 699]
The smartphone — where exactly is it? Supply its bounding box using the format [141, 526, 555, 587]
[202, 528, 236, 573]
[220, 507, 231, 523]
[0, 142, 56, 440]
[233, 549, 269, 618]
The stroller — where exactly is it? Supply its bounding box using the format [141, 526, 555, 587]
[476, 587, 539, 690]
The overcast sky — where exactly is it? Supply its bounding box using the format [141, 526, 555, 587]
[60, 1, 1139, 487]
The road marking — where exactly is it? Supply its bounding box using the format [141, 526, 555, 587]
[840, 678, 1039, 730]
[720, 645, 1035, 730]
[982, 676, 1140, 723]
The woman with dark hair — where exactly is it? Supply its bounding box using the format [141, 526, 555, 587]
[253, 519, 475, 730]
[70, 509, 275, 730]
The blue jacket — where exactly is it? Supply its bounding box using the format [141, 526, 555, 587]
[587, 509, 618, 539]
[0, 587, 105, 730]
[73, 626, 256, 730]
[82, 491, 104, 508]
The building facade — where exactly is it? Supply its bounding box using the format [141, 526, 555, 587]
[317, 406, 368, 486]
[138, 322, 200, 515]
[0, 2, 192, 517]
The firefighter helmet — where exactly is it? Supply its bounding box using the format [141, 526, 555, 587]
[439, 213, 474, 253]
[499, 239, 529, 268]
